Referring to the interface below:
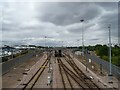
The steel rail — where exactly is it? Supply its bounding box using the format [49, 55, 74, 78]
[58, 58, 86, 89]
[22, 53, 51, 90]
[57, 58, 66, 90]
[64, 53, 100, 89]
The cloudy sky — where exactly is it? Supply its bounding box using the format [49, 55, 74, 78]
[1, 1, 119, 46]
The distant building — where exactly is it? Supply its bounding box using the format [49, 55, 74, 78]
[14, 45, 36, 49]
[75, 51, 83, 55]
[1, 45, 22, 57]
[1, 45, 15, 57]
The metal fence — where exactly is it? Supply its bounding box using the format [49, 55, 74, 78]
[87, 54, 120, 80]
[1, 51, 37, 75]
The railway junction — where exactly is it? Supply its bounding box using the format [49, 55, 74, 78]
[2, 49, 119, 89]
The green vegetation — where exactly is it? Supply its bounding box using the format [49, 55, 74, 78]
[87, 44, 120, 67]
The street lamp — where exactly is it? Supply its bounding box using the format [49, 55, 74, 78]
[44, 36, 47, 51]
[77, 39, 80, 50]
[44, 36, 50, 73]
[80, 19, 84, 56]
[80, 19, 88, 71]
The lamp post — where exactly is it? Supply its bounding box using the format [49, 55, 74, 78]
[80, 19, 87, 71]
[44, 36, 50, 73]
[80, 19, 84, 56]
[44, 36, 47, 49]
[77, 39, 80, 51]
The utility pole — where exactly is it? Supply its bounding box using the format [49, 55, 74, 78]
[108, 24, 112, 76]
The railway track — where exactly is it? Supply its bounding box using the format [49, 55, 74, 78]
[64, 53, 100, 89]
[58, 58, 85, 89]
[57, 53, 101, 90]
[22, 53, 51, 90]
[58, 58, 75, 89]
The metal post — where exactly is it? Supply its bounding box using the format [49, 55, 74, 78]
[80, 19, 84, 56]
[100, 64, 102, 74]
[108, 25, 112, 76]
[80, 19, 87, 71]
[48, 59, 51, 73]
[44, 36, 47, 52]
[77, 39, 79, 51]
[85, 49, 88, 71]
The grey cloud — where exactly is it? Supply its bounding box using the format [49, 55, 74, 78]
[2, 22, 19, 31]
[2, 2, 118, 46]
[98, 11, 118, 38]
[36, 2, 102, 26]
[66, 22, 96, 35]
[95, 2, 118, 10]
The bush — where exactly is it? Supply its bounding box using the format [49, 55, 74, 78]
[102, 56, 109, 61]
[112, 56, 119, 66]
[21, 50, 28, 55]
[2, 57, 8, 62]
